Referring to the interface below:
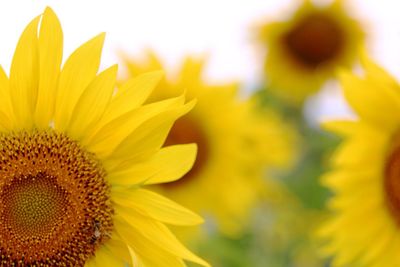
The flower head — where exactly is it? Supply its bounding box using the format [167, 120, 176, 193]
[0, 7, 208, 267]
[258, 0, 364, 104]
[319, 56, 400, 266]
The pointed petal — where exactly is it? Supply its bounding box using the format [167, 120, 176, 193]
[34, 7, 63, 129]
[112, 188, 203, 226]
[106, 71, 163, 123]
[68, 65, 117, 140]
[179, 57, 205, 87]
[0, 66, 14, 129]
[360, 54, 399, 88]
[115, 214, 209, 266]
[9, 16, 40, 130]
[107, 100, 195, 165]
[54, 33, 105, 131]
[339, 70, 400, 130]
[85, 95, 186, 158]
[123, 50, 164, 77]
[109, 144, 197, 185]
[127, 239, 185, 267]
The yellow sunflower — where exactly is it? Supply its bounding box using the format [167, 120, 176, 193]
[318, 56, 400, 266]
[0, 7, 210, 267]
[258, 0, 364, 104]
[121, 51, 294, 236]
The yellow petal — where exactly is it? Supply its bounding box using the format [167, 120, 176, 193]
[339, 70, 400, 131]
[85, 95, 186, 159]
[9, 15, 40, 130]
[68, 65, 117, 140]
[104, 237, 132, 265]
[54, 33, 105, 131]
[127, 246, 145, 267]
[85, 259, 96, 267]
[113, 188, 203, 226]
[108, 100, 195, 164]
[359, 228, 393, 265]
[105, 71, 164, 123]
[35, 7, 63, 129]
[115, 214, 209, 266]
[321, 120, 359, 136]
[0, 66, 14, 129]
[331, 130, 387, 167]
[123, 50, 164, 77]
[0, 111, 12, 132]
[178, 56, 205, 91]
[109, 144, 197, 185]
[86, 245, 126, 267]
[360, 53, 399, 89]
[321, 169, 378, 191]
[127, 239, 185, 267]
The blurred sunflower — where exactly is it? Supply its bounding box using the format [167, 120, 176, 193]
[121, 51, 295, 237]
[319, 57, 400, 266]
[0, 8, 209, 267]
[258, 0, 364, 104]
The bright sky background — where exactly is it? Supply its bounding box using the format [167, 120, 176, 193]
[0, 0, 398, 121]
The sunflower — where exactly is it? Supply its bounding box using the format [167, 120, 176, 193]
[318, 56, 400, 266]
[0, 7, 210, 267]
[258, 0, 364, 104]
[121, 51, 294, 236]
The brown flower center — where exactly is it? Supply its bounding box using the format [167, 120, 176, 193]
[162, 115, 209, 188]
[283, 13, 344, 68]
[0, 131, 113, 266]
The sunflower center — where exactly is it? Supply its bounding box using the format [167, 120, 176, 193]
[2, 173, 69, 238]
[162, 116, 209, 188]
[283, 14, 344, 68]
[0, 131, 113, 266]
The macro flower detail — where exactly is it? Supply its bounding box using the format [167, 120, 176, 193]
[319, 57, 400, 266]
[122, 52, 294, 236]
[0, 7, 209, 267]
[258, 0, 364, 103]
[0, 131, 113, 264]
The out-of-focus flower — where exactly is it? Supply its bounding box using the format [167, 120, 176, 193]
[319, 57, 400, 266]
[0, 8, 209, 267]
[257, 0, 364, 104]
[121, 51, 295, 237]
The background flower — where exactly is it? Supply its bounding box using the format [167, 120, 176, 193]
[120, 52, 295, 239]
[257, 0, 364, 104]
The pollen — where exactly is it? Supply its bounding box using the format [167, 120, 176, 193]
[283, 14, 343, 68]
[163, 116, 209, 188]
[0, 131, 113, 266]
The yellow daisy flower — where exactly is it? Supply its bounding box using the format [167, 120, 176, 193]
[319, 57, 400, 266]
[258, 0, 364, 104]
[121, 52, 294, 236]
[0, 7, 209, 267]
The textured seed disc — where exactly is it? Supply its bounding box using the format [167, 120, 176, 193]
[0, 131, 113, 266]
